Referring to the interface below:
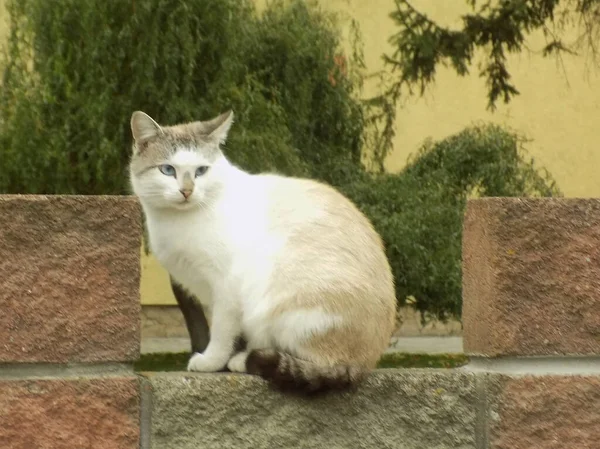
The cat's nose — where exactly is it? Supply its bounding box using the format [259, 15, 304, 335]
[180, 189, 193, 199]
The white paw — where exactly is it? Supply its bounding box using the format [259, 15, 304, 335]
[187, 353, 226, 372]
[227, 352, 248, 373]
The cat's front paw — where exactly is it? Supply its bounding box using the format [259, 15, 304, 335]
[187, 353, 227, 372]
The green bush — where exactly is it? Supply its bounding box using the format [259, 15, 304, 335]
[0, 0, 366, 193]
[0, 0, 560, 321]
[342, 124, 561, 321]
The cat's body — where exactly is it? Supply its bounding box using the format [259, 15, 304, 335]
[130, 110, 396, 393]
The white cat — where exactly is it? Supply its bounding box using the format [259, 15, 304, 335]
[129, 110, 396, 393]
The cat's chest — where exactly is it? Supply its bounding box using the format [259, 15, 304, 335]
[144, 193, 273, 289]
[147, 214, 225, 279]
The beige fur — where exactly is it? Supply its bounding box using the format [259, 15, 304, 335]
[265, 179, 395, 364]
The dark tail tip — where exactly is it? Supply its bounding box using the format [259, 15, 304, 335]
[246, 349, 281, 379]
[246, 349, 362, 395]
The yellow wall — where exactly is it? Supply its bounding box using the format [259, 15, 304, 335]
[1, 1, 598, 305]
[303, 0, 600, 198]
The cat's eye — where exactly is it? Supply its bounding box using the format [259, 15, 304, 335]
[159, 164, 176, 177]
[195, 166, 209, 177]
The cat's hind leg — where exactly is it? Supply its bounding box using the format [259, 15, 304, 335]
[226, 351, 249, 373]
[225, 336, 249, 372]
[226, 328, 270, 373]
[170, 277, 210, 354]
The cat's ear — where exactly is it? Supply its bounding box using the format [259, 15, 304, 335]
[203, 110, 234, 145]
[130, 111, 163, 145]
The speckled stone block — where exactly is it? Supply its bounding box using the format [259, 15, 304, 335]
[146, 370, 478, 449]
[486, 374, 600, 449]
[0, 195, 142, 363]
[462, 198, 600, 357]
[0, 376, 140, 449]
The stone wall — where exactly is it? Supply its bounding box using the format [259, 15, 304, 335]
[2, 195, 599, 448]
[461, 198, 600, 448]
[0, 195, 142, 449]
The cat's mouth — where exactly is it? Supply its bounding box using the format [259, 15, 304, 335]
[173, 198, 201, 210]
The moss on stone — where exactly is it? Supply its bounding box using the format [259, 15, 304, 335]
[135, 352, 469, 372]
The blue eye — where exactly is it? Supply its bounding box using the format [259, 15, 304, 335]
[159, 164, 176, 176]
[195, 166, 209, 177]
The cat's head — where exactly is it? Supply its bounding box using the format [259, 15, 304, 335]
[129, 110, 233, 210]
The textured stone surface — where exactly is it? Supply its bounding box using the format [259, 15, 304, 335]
[487, 374, 600, 449]
[146, 370, 477, 449]
[0, 195, 142, 363]
[463, 198, 600, 356]
[0, 376, 140, 449]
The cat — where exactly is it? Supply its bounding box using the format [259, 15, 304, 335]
[129, 110, 396, 393]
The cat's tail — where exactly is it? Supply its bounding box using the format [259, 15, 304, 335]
[246, 349, 369, 394]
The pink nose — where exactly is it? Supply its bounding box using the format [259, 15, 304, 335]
[180, 189, 192, 199]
